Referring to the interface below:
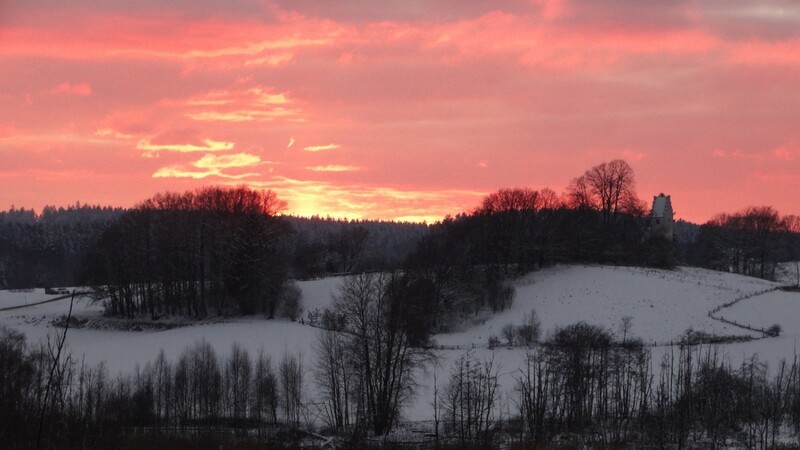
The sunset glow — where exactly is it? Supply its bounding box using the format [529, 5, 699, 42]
[2, 0, 799, 222]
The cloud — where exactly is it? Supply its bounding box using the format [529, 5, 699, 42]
[770, 146, 798, 161]
[305, 165, 360, 172]
[177, 86, 302, 122]
[303, 143, 340, 152]
[194, 153, 263, 169]
[186, 108, 300, 122]
[137, 138, 234, 154]
[622, 149, 646, 161]
[153, 152, 263, 179]
[48, 82, 92, 96]
[95, 128, 135, 140]
[288, 137, 295, 148]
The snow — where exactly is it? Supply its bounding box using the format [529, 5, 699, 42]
[2, 265, 799, 423]
[296, 276, 346, 313]
[0, 288, 61, 309]
[434, 265, 775, 347]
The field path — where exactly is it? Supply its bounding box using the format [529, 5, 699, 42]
[707, 286, 782, 337]
[0, 291, 83, 312]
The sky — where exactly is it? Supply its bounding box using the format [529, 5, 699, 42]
[1, 0, 799, 223]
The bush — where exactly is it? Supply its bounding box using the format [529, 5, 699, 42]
[488, 335, 501, 349]
[767, 323, 782, 337]
[502, 323, 516, 346]
[280, 282, 302, 321]
[516, 310, 541, 346]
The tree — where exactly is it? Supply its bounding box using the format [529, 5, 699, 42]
[329, 226, 370, 273]
[783, 215, 800, 287]
[315, 329, 357, 433]
[224, 343, 251, 427]
[330, 272, 429, 435]
[442, 352, 500, 444]
[568, 160, 643, 225]
[691, 206, 787, 280]
[251, 351, 278, 429]
[279, 352, 304, 428]
[85, 186, 291, 318]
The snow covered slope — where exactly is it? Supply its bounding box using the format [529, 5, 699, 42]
[2, 265, 798, 422]
[434, 265, 776, 346]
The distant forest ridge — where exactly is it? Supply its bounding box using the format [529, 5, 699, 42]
[1, 158, 798, 296]
[0, 199, 429, 290]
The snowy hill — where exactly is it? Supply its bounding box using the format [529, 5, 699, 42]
[1, 265, 798, 422]
[434, 265, 777, 347]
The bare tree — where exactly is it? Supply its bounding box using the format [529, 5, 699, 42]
[331, 272, 429, 435]
[442, 351, 501, 444]
[619, 316, 633, 343]
[279, 351, 304, 428]
[251, 350, 278, 430]
[568, 160, 643, 225]
[314, 329, 356, 433]
[516, 309, 541, 346]
[783, 214, 800, 286]
[224, 343, 251, 428]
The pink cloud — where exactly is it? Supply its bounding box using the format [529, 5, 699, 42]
[48, 82, 92, 96]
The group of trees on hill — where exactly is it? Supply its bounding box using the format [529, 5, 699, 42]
[287, 217, 426, 279]
[401, 159, 669, 332]
[0, 197, 426, 292]
[83, 187, 293, 318]
[688, 207, 800, 283]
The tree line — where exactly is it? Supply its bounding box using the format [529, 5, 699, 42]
[400, 159, 675, 333]
[7, 318, 800, 449]
[688, 207, 800, 283]
[0, 204, 123, 289]
[82, 187, 295, 318]
[0, 194, 427, 292]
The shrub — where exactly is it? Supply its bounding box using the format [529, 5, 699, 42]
[767, 324, 782, 337]
[280, 281, 302, 321]
[502, 323, 516, 346]
[488, 335, 501, 349]
[516, 310, 541, 346]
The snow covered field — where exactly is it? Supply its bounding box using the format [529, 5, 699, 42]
[434, 265, 775, 347]
[1, 264, 799, 422]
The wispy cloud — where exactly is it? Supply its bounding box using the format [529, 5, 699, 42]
[137, 138, 234, 154]
[153, 152, 263, 179]
[303, 143, 340, 152]
[177, 86, 301, 122]
[305, 165, 360, 172]
[48, 82, 92, 96]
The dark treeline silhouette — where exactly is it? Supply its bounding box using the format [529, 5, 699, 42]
[402, 160, 671, 332]
[687, 207, 800, 282]
[286, 216, 427, 279]
[0, 324, 309, 450]
[0, 194, 428, 292]
[83, 187, 293, 318]
[508, 324, 800, 449]
[7, 321, 800, 449]
[0, 204, 124, 289]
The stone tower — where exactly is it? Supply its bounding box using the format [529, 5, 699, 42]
[649, 193, 674, 242]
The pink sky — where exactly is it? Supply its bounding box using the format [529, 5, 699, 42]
[1, 0, 799, 223]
